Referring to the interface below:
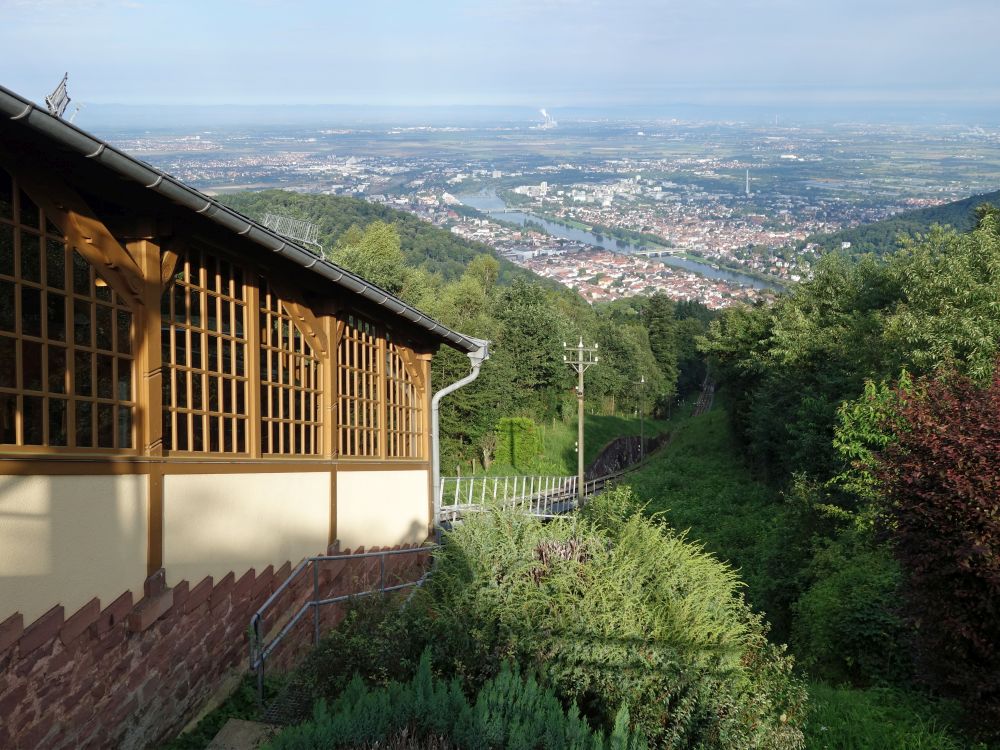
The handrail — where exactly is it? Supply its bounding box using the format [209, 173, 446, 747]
[248, 545, 439, 707]
[437, 466, 633, 523]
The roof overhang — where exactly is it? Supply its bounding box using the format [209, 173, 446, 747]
[0, 84, 483, 355]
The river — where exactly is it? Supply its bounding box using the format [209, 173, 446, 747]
[458, 190, 776, 290]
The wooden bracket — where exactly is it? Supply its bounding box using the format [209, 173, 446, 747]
[0, 149, 146, 308]
[332, 318, 346, 352]
[268, 282, 330, 356]
[395, 344, 427, 394]
[160, 247, 181, 287]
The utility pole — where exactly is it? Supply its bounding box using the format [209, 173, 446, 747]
[564, 338, 598, 501]
[635, 375, 645, 461]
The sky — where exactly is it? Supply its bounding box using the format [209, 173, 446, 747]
[2, 0, 999, 119]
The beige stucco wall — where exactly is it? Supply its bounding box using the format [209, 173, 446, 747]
[162, 472, 331, 586]
[336, 469, 430, 550]
[0, 474, 148, 624]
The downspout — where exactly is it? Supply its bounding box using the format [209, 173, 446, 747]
[432, 338, 490, 531]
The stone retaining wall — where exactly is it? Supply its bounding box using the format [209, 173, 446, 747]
[0, 545, 431, 749]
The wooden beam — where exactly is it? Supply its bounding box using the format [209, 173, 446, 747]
[123, 238, 168, 575]
[395, 345, 429, 394]
[0, 147, 146, 309]
[323, 314, 337, 460]
[245, 280, 263, 459]
[265, 278, 329, 355]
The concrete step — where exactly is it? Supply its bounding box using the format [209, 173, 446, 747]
[207, 718, 280, 750]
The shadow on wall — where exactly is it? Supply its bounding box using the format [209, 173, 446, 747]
[336, 470, 430, 550]
[0, 473, 147, 624]
[162, 472, 331, 588]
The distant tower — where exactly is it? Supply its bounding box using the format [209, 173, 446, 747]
[745, 169, 750, 197]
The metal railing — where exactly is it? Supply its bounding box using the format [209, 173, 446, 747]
[248, 546, 438, 707]
[437, 471, 624, 524]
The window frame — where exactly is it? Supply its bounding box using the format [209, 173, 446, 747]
[258, 277, 323, 457]
[160, 244, 251, 456]
[0, 169, 138, 455]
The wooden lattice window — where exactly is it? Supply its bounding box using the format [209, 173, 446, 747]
[385, 339, 423, 458]
[0, 168, 135, 449]
[338, 314, 381, 457]
[161, 248, 248, 453]
[259, 280, 322, 455]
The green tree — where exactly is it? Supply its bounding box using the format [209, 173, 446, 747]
[328, 220, 408, 297]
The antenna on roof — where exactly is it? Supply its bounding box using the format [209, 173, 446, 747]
[68, 102, 85, 124]
[45, 73, 71, 118]
[260, 213, 324, 256]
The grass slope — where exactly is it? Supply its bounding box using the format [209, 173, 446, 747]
[620, 400, 979, 750]
[622, 402, 797, 633]
[470, 410, 682, 478]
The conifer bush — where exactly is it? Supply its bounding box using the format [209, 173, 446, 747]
[265, 651, 644, 750]
[423, 487, 807, 749]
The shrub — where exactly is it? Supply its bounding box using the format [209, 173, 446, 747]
[878, 364, 1000, 738]
[305, 583, 511, 706]
[302, 594, 432, 700]
[496, 417, 543, 470]
[424, 487, 807, 749]
[791, 535, 908, 686]
[265, 650, 645, 750]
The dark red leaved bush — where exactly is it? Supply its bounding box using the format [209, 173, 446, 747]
[879, 363, 1000, 736]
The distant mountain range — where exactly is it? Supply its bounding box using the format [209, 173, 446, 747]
[806, 188, 1000, 257]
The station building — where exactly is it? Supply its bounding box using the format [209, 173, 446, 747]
[0, 83, 484, 749]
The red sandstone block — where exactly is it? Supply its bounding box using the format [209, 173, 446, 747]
[89, 679, 108, 704]
[185, 577, 214, 613]
[11, 704, 37, 736]
[19, 605, 64, 655]
[210, 572, 235, 611]
[61, 598, 100, 647]
[108, 695, 137, 727]
[170, 580, 190, 612]
[0, 612, 23, 655]
[275, 561, 292, 583]
[13, 641, 54, 681]
[127, 589, 174, 633]
[20, 718, 59, 749]
[144, 568, 167, 598]
[320, 557, 348, 586]
[252, 565, 274, 597]
[233, 569, 255, 602]
[92, 591, 133, 637]
[45, 645, 74, 678]
[0, 684, 28, 721]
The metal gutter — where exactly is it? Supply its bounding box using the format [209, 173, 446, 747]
[0, 84, 480, 354]
[431, 338, 490, 532]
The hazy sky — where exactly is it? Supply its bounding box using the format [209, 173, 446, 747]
[3, 0, 999, 112]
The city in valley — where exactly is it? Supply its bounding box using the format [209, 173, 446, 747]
[106, 115, 1000, 308]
